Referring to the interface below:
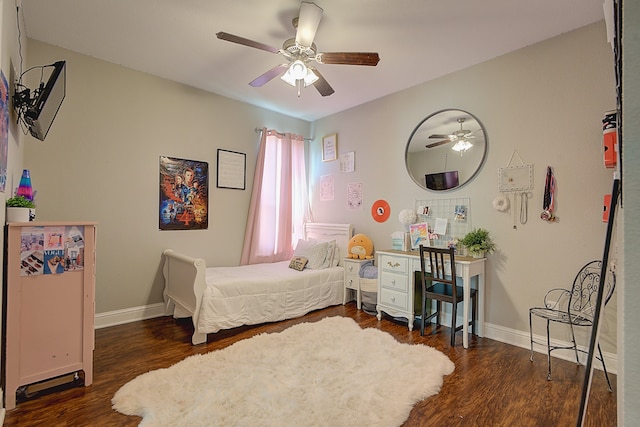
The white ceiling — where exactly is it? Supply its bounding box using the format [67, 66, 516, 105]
[20, 0, 605, 122]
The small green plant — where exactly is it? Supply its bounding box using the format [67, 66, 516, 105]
[6, 195, 35, 208]
[460, 228, 495, 256]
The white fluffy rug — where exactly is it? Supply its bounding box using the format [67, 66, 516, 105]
[112, 316, 454, 427]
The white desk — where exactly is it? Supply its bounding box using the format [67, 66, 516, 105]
[376, 249, 486, 348]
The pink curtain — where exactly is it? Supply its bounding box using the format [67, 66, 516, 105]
[240, 128, 312, 265]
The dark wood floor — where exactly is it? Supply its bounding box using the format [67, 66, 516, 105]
[3, 303, 616, 426]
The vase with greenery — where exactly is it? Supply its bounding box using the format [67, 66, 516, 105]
[460, 228, 495, 257]
[6, 195, 36, 208]
[6, 195, 36, 222]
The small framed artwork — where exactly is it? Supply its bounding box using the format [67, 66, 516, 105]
[322, 133, 337, 162]
[217, 149, 246, 190]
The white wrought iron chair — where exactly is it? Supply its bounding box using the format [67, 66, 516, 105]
[529, 260, 615, 391]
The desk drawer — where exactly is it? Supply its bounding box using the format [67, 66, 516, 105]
[379, 288, 408, 311]
[380, 255, 408, 274]
[380, 271, 408, 293]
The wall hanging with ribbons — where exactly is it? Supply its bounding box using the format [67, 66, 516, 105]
[540, 166, 557, 222]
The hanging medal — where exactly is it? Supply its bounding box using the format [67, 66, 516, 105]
[540, 166, 556, 222]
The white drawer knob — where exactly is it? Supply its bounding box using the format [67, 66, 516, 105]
[391, 296, 396, 302]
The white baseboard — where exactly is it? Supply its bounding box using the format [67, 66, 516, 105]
[92, 304, 618, 375]
[484, 322, 618, 375]
[94, 303, 166, 329]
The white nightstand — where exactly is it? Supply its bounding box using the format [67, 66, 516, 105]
[343, 258, 370, 309]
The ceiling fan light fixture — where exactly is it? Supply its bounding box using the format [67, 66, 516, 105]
[281, 64, 318, 88]
[452, 139, 473, 153]
[304, 68, 319, 85]
[289, 60, 307, 79]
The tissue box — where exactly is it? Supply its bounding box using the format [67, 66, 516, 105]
[392, 238, 403, 250]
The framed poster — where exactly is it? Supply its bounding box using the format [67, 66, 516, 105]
[322, 134, 337, 162]
[217, 149, 246, 190]
[159, 156, 209, 230]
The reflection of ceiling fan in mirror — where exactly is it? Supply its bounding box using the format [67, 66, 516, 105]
[216, 1, 380, 97]
[426, 118, 475, 151]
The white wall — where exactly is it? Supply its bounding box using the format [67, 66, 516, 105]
[309, 22, 617, 352]
[23, 39, 311, 314]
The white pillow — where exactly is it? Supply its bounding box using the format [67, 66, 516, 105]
[293, 238, 316, 255]
[332, 246, 341, 267]
[323, 240, 336, 269]
[293, 239, 328, 269]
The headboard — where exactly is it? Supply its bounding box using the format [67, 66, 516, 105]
[304, 223, 354, 266]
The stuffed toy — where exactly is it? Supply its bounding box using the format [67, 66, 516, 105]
[347, 234, 374, 259]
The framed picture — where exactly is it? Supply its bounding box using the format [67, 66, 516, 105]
[217, 149, 246, 190]
[159, 156, 209, 231]
[322, 134, 337, 162]
[409, 223, 429, 249]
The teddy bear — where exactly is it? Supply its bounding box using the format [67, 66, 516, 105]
[347, 234, 374, 259]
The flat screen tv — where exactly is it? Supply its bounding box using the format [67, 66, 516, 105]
[24, 61, 66, 141]
[425, 170, 459, 190]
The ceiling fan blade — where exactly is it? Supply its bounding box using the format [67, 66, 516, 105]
[249, 64, 289, 87]
[317, 52, 380, 66]
[310, 68, 334, 97]
[295, 2, 323, 47]
[216, 32, 280, 53]
[426, 140, 451, 149]
[429, 134, 450, 139]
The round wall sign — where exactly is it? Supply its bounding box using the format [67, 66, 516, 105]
[371, 199, 391, 223]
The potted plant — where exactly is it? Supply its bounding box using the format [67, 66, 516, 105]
[460, 228, 496, 258]
[6, 195, 36, 223]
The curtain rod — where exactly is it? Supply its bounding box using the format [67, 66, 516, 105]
[255, 128, 313, 141]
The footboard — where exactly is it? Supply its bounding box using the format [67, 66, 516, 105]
[162, 249, 208, 345]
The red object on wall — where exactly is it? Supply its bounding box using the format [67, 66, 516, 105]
[603, 194, 612, 222]
[602, 111, 617, 169]
[603, 131, 617, 168]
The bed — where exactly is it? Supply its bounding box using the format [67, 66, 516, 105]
[162, 223, 354, 344]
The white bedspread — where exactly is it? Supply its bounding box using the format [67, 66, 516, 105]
[197, 261, 344, 333]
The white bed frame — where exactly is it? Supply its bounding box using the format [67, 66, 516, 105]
[162, 223, 354, 344]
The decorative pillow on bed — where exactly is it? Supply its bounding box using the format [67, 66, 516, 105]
[289, 256, 309, 271]
[332, 246, 341, 267]
[323, 240, 336, 269]
[293, 239, 329, 269]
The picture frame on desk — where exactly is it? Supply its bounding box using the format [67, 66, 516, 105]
[409, 222, 429, 249]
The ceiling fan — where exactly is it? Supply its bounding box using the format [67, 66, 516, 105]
[216, 1, 380, 97]
[426, 118, 475, 149]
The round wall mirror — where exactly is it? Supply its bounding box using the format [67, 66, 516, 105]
[405, 109, 488, 191]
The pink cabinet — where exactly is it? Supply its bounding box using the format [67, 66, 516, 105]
[4, 222, 96, 410]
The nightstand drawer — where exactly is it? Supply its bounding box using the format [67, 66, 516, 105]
[380, 255, 408, 274]
[379, 288, 408, 311]
[344, 260, 362, 275]
[380, 271, 408, 293]
[344, 274, 359, 290]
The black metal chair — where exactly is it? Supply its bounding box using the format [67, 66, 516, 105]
[419, 245, 477, 346]
[529, 260, 616, 391]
